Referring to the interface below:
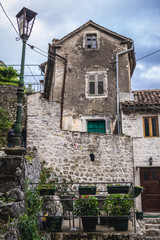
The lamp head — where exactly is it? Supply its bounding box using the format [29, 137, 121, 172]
[16, 7, 37, 40]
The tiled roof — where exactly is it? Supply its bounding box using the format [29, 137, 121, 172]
[122, 89, 160, 108]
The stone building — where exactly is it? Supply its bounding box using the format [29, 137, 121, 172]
[43, 20, 136, 134]
[26, 21, 160, 237]
[122, 90, 160, 213]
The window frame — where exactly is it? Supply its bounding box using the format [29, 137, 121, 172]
[85, 71, 108, 98]
[83, 31, 100, 50]
[143, 116, 159, 137]
[86, 34, 97, 49]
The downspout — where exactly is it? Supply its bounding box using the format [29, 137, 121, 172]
[60, 59, 67, 129]
[116, 41, 133, 135]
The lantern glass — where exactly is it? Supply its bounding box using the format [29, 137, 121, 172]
[16, 7, 37, 39]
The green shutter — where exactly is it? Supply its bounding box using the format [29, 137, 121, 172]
[87, 120, 105, 133]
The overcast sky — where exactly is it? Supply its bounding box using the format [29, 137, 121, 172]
[0, 0, 160, 90]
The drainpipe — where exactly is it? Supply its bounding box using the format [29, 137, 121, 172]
[116, 41, 133, 135]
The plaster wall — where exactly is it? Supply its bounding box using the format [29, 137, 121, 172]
[51, 25, 131, 132]
[27, 93, 133, 185]
[122, 111, 160, 208]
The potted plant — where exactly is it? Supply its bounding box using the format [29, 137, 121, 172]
[42, 215, 63, 232]
[131, 186, 144, 198]
[73, 195, 99, 231]
[79, 185, 96, 195]
[136, 210, 143, 220]
[107, 184, 129, 194]
[39, 180, 56, 196]
[103, 193, 133, 231]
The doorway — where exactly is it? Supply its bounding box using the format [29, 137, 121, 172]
[140, 168, 160, 212]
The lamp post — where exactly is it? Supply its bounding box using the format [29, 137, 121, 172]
[12, 7, 37, 147]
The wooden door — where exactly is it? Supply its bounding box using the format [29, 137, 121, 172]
[140, 168, 160, 212]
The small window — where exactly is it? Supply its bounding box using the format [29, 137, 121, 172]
[86, 72, 107, 98]
[143, 116, 159, 137]
[86, 34, 97, 49]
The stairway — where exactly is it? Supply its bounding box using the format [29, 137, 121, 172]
[143, 213, 160, 240]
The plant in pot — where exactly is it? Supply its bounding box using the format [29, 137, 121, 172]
[39, 180, 56, 196]
[79, 185, 97, 195]
[131, 186, 144, 198]
[107, 184, 129, 194]
[103, 193, 133, 231]
[38, 165, 57, 196]
[135, 209, 143, 220]
[73, 195, 99, 231]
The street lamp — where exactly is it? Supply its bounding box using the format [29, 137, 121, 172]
[12, 7, 37, 147]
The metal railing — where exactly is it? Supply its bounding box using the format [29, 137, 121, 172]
[31, 181, 137, 234]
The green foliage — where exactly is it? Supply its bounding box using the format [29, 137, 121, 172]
[25, 188, 43, 215]
[0, 81, 18, 86]
[0, 66, 19, 84]
[18, 214, 45, 240]
[103, 194, 133, 216]
[73, 195, 99, 216]
[0, 196, 16, 203]
[0, 107, 12, 147]
[18, 181, 45, 240]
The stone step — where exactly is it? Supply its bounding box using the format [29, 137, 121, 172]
[144, 219, 160, 225]
[145, 223, 160, 230]
[146, 229, 160, 237]
[146, 237, 160, 240]
[0, 235, 5, 240]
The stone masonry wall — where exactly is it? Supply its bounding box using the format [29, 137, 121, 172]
[0, 84, 18, 121]
[27, 93, 133, 185]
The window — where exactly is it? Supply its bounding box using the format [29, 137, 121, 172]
[87, 120, 106, 133]
[86, 71, 107, 98]
[86, 34, 97, 49]
[143, 116, 159, 137]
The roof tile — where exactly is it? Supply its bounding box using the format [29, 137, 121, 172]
[122, 89, 160, 108]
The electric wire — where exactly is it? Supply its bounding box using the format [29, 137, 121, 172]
[0, 2, 19, 37]
[1, 1, 160, 64]
[136, 50, 160, 61]
[28, 66, 39, 83]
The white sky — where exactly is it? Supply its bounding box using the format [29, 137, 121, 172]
[0, 0, 160, 90]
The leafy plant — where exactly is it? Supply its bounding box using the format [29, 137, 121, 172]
[18, 181, 45, 240]
[103, 194, 133, 216]
[0, 66, 19, 84]
[73, 195, 99, 216]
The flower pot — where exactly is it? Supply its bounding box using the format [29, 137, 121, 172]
[113, 217, 129, 231]
[82, 216, 97, 231]
[100, 216, 108, 225]
[108, 216, 114, 227]
[79, 186, 96, 195]
[107, 185, 129, 194]
[136, 211, 143, 220]
[40, 188, 55, 196]
[42, 216, 62, 232]
[132, 187, 143, 198]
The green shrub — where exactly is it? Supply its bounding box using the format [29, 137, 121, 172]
[104, 194, 133, 216]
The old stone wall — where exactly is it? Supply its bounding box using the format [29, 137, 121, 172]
[27, 93, 133, 185]
[0, 84, 27, 147]
[0, 84, 18, 121]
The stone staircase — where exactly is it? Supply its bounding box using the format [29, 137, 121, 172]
[143, 213, 160, 240]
